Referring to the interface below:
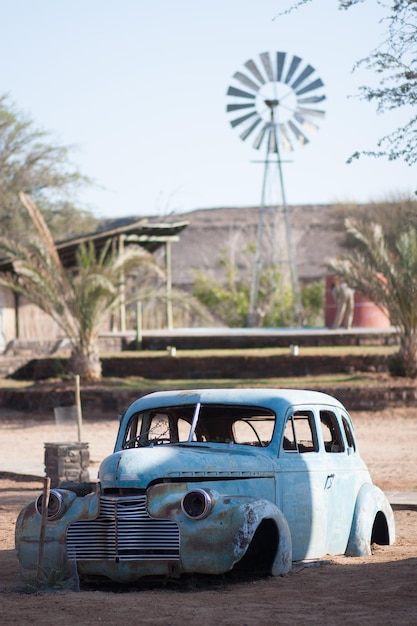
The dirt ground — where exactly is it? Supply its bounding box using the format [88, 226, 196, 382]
[0, 406, 417, 625]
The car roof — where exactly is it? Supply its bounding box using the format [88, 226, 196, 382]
[125, 388, 347, 415]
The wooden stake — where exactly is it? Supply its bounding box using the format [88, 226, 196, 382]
[75, 374, 82, 443]
[37, 476, 51, 581]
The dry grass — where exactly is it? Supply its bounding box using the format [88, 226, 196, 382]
[0, 345, 408, 391]
[103, 345, 398, 359]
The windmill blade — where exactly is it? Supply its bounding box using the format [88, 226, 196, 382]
[227, 103, 256, 113]
[230, 110, 258, 128]
[227, 86, 256, 100]
[279, 124, 294, 153]
[276, 52, 286, 81]
[260, 52, 274, 81]
[287, 119, 309, 146]
[294, 113, 319, 134]
[296, 106, 326, 119]
[291, 64, 315, 90]
[225, 49, 325, 322]
[233, 71, 260, 93]
[296, 78, 325, 97]
[298, 95, 326, 104]
[239, 117, 262, 141]
[284, 55, 302, 85]
[244, 59, 266, 85]
[227, 50, 326, 153]
[253, 122, 269, 150]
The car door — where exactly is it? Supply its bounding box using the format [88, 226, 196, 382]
[277, 408, 329, 560]
[318, 407, 359, 554]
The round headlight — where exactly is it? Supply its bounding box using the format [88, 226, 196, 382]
[181, 489, 214, 520]
[35, 490, 65, 520]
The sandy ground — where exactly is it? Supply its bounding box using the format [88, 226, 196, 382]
[0, 406, 417, 624]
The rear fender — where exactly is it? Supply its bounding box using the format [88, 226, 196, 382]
[346, 483, 395, 557]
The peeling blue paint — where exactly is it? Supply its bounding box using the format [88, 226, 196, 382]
[15, 388, 395, 585]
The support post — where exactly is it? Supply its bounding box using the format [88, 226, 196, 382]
[248, 104, 302, 327]
[118, 234, 126, 332]
[75, 374, 82, 443]
[165, 241, 173, 330]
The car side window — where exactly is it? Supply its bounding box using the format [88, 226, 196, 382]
[341, 414, 356, 451]
[320, 410, 345, 453]
[283, 411, 318, 453]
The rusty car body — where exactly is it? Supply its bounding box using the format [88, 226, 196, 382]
[16, 388, 395, 583]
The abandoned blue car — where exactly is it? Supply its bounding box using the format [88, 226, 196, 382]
[16, 388, 395, 583]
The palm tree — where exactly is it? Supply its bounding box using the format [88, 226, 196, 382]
[0, 194, 164, 381]
[327, 216, 417, 378]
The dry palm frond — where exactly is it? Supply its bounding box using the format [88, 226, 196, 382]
[19, 192, 63, 272]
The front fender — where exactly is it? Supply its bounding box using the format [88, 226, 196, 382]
[15, 489, 99, 576]
[147, 483, 292, 576]
[346, 483, 395, 557]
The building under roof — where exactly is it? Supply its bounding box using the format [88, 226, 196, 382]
[54, 217, 189, 268]
[0, 216, 189, 343]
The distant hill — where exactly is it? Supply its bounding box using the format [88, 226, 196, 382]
[158, 205, 346, 288]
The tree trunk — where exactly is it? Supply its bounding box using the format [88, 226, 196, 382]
[399, 334, 417, 378]
[68, 345, 102, 382]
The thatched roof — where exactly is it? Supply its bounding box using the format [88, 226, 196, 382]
[0, 217, 189, 271]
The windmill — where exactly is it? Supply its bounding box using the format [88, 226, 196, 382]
[226, 51, 326, 326]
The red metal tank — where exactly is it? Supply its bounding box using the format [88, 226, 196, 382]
[325, 275, 390, 328]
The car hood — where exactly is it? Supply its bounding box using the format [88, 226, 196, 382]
[98, 444, 275, 490]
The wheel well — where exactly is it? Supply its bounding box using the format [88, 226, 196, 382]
[234, 518, 278, 574]
[371, 511, 390, 545]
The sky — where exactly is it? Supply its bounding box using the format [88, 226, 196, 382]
[0, 1, 414, 219]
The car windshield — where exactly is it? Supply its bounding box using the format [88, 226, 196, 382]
[122, 403, 276, 449]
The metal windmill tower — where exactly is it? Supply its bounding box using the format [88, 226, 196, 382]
[226, 51, 326, 326]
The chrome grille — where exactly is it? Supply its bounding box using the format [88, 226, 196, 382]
[66, 495, 180, 561]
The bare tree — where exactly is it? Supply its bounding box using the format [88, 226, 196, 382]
[283, 1, 417, 171]
[0, 94, 97, 241]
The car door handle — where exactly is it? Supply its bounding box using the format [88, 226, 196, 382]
[325, 473, 335, 489]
